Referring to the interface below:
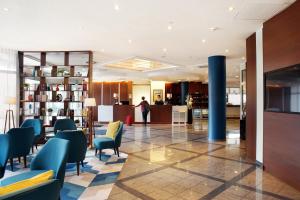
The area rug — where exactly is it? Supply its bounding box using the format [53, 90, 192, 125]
[3, 148, 128, 200]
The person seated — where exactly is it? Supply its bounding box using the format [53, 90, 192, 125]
[155, 95, 164, 105]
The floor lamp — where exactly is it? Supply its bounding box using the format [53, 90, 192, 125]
[84, 98, 96, 148]
[4, 96, 16, 133]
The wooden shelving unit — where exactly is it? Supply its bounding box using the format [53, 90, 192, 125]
[18, 51, 93, 142]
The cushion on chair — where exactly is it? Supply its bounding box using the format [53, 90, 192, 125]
[105, 121, 120, 139]
[0, 170, 54, 195]
[93, 137, 114, 149]
[0, 170, 48, 187]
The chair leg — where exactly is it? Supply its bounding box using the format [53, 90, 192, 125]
[99, 149, 102, 160]
[76, 162, 80, 176]
[81, 161, 84, 168]
[18, 157, 21, 163]
[10, 158, 13, 171]
[35, 144, 38, 150]
[116, 147, 120, 157]
[95, 148, 98, 156]
[114, 148, 116, 155]
[24, 156, 27, 168]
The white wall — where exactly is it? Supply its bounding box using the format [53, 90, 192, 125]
[132, 84, 151, 122]
[256, 27, 264, 164]
[132, 84, 151, 105]
[150, 81, 165, 104]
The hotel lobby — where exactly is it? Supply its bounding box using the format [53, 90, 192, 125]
[0, 0, 300, 199]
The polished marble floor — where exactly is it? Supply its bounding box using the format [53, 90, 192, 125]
[108, 119, 300, 200]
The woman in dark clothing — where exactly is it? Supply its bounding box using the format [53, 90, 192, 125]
[135, 96, 150, 126]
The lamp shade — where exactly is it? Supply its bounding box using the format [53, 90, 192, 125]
[84, 98, 96, 107]
[5, 96, 16, 105]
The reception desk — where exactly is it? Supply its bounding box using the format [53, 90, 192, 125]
[98, 105, 175, 124]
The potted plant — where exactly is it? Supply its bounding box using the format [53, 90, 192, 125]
[57, 69, 65, 77]
[47, 108, 53, 116]
[24, 83, 29, 91]
[74, 119, 80, 127]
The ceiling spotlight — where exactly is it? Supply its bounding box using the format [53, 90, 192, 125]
[163, 48, 167, 52]
[225, 49, 229, 53]
[242, 57, 245, 60]
[208, 27, 218, 31]
[235, 75, 239, 78]
[228, 6, 235, 12]
[3, 8, 8, 12]
[202, 39, 206, 43]
[128, 39, 132, 44]
[114, 4, 120, 11]
[101, 49, 105, 52]
[167, 25, 172, 30]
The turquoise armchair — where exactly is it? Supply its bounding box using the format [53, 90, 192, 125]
[55, 130, 87, 175]
[53, 119, 76, 135]
[20, 119, 42, 153]
[94, 122, 124, 160]
[0, 134, 10, 179]
[0, 138, 70, 191]
[7, 127, 34, 171]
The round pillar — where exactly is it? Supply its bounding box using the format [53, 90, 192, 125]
[208, 55, 226, 140]
[180, 82, 189, 105]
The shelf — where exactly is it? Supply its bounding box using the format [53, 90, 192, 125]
[22, 76, 88, 79]
[21, 101, 83, 103]
[22, 90, 87, 92]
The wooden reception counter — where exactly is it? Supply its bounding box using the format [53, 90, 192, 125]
[150, 105, 172, 124]
[98, 105, 173, 124]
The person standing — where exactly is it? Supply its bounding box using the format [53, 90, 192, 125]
[135, 96, 150, 126]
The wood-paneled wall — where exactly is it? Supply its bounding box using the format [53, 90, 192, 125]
[92, 81, 133, 120]
[263, 1, 300, 190]
[246, 33, 257, 161]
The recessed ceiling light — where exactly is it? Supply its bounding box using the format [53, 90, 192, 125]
[3, 8, 8, 12]
[163, 48, 167, 52]
[101, 49, 105, 52]
[114, 4, 119, 11]
[128, 39, 132, 44]
[225, 49, 229, 53]
[242, 57, 245, 60]
[202, 39, 206, 43]
[235, 75, 239, 78]
[167, 25, 172, 30]
[208, 27, 218, 31]
[228, 6, 235, 12]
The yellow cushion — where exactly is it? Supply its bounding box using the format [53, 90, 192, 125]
[0, 170, 54, 196]
[106, 121, 120, 139]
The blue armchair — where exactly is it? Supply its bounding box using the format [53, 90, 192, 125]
[20, 119, 42, 153]
[7, 127, 34, 171]
[94, 122, 124, 160]
[0, 134, 10, 179]
[0, 138, 70, 190]
[55, 130, 87, 175]
[53, 119, 76, 135]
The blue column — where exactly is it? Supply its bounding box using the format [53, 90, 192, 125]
[180, 82, 189, 105]
[208, 56, 226, 140]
